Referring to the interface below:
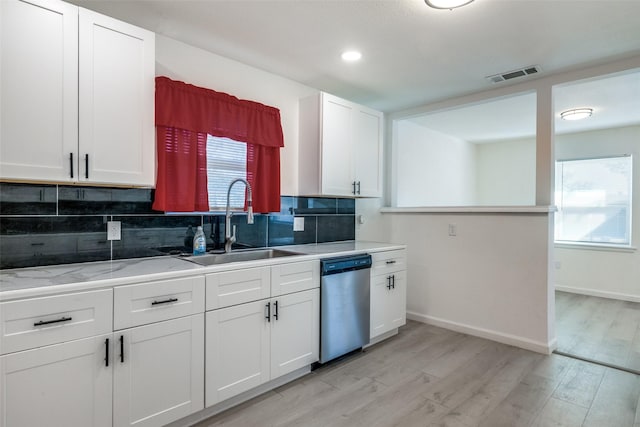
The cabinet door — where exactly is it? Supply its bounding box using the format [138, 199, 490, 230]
[270, 288, 319, 379]
[78, 8, 155, 186]
[387, 270, 407, 331]
[0, 0, 78, 182]
[0, 334, 112, 427]
[113, 315, 204, 427]
[205, 301, 270, 407]
[320, 93, 355, 196]
[370, 271, 407, 339]
[353, 107, 383, 197]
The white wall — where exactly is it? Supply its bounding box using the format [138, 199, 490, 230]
[394, 121, 476, 206]
[475, 137, 536, 205]
[155, 34, 316, 196]
[554, 125, 640, 301]
[387, 212, 553, 352]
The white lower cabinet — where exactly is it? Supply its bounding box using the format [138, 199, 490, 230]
[370, 249, 407, 340]
[113, 314, 205, 427]
[370, 270, 407, 339]
[205, 288, 319, 407]
[0, 334, 112, 427]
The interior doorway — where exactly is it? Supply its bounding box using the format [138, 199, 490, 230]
[552, 70, 640, 372]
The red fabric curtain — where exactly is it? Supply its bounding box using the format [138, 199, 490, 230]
[153, 76, 284, 212]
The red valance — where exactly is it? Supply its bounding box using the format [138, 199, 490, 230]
[155, 76, 284, 148]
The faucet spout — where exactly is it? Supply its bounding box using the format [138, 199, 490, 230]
[225, 178, 254, 253]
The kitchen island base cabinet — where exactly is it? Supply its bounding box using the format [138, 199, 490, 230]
[113, 314, 204, 427]
[0, 334, 112, 427]
[205, 288, 319, 407]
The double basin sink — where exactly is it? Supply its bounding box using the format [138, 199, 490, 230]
[181, 248, 302, 266]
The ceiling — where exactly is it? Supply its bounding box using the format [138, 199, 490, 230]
[69, 0, 640, 114]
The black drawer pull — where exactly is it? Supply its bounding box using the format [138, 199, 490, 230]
[34, 316, 72, 327]
[265, 302, 271, 322]
[385, 260, 396, 265]
[274, 300, 279, 320]
[392, 275, 396, 289]
[85, 154, 89, 179]
[105, 338, 110, 367]
[151, 297, 178, 306]
[119, 335, 124, 363]
[69, 152, 74, 178]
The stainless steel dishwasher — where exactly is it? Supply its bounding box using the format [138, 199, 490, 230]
[319, 253, 372, 364]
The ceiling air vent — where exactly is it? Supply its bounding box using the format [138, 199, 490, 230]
[486, 65, 541, 84]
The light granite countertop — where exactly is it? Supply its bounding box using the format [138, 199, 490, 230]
[0, 241, 405, 301]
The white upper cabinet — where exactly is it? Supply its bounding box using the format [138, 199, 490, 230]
[0, 0, 155, 187]
[0, 0, 78, 182]
[299, 92, 383, 197]
[78, 8, 155, 186]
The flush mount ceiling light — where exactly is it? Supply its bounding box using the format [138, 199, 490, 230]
[341, 50, 362, 62]
[560, 108, 593, 121]
[425, 0, 474, 9]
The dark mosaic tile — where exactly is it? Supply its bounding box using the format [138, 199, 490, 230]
[294, 197, 337, 215]
[268, 215, 317, 247]
[111, 215, 203, 259]
[279, 196, 296, 215]
[0, 183, 57, 215]
[337, 198, 356, 214]
[0, 216, 108, 269]
[316, 215, 355, 243]
[228, 214, 268, 249]
[59, 186, 154, 215]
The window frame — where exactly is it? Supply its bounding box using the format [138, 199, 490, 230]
[554, 154, 633, 248]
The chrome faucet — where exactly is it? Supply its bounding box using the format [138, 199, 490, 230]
[225, 178, 254, 253]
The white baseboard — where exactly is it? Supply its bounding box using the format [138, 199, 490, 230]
[555, 285, 640, 303]
[407, 311, 555, 355]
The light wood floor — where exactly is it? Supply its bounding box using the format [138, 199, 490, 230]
[556, 291, 640, 372]
[195, 320, 640, 427]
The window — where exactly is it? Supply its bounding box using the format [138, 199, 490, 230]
[555, 155, 632, 245]
[206, 135, 247, 210]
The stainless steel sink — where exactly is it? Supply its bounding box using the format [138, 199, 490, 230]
[182, 248, 302, 266]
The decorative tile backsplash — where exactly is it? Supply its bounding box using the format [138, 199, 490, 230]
[0, 183, 355, 269]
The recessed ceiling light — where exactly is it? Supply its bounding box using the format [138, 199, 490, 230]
[341, 50, 362, 62]
[560, 108, 593, 121]
[425, 0, 474, 9]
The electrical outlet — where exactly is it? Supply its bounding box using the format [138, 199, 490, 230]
[107, 221, 121, 241]
[448, 224, 457, 236]
[293, 217, 304, 232]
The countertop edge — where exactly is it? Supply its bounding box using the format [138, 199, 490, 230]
[0, 241, 406, 301]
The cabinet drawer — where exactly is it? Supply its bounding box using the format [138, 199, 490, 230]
[0, 289, 113, 355]
[371, 249, 407, 276]
[114, 276, 205, 330]
[206, 267, 271, 310]
[271, 260, 319, 296]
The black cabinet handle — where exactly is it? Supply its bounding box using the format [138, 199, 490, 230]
[119, 335, 124, 363]
[386, 276, 392, 290]
[151, 297, 178, 306]
[265, 302, 271, 322]
[34, 316, 72, 327]
[392, 275, 396, 289]
[385, 260, 396, 265]
[274, 300, 279, 320]
[85, 154, 89, 179]
[356, 181, 361, 195]
[69, 153, 74, 178]
[352, 181, 357, 195]
[105, 338, 110, 367]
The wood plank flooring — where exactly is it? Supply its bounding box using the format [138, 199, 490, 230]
[556, 291, 640, 372]
[195, 320, 640, 427]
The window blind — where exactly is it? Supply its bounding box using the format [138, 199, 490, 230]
[206, 135, 247, 210]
